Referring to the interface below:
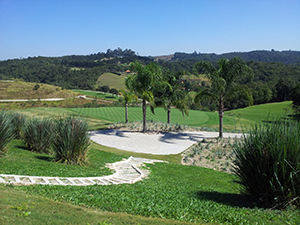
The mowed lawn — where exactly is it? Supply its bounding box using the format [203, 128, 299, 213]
[69, 101, 292, 130]
[15, 101, 293, 131]
[225, 101, 293, 127]
[69, 107, 227, 129]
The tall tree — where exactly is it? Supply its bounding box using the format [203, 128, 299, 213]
[194, 57, 254, 138]
[125, 61, 162, 132]
[119, 89, 137, 123]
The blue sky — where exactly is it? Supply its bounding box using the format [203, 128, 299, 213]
[0, 0, 299, 60]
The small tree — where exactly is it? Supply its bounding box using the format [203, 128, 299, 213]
[119, 90, 137, 123]
[100, 85, 110, 93]
[154, 69, 189, 123]
[109, 88, 119, 96]
[33, 84, 40, 90]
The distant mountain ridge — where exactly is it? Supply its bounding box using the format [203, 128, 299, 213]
[157, 50, 300, 65]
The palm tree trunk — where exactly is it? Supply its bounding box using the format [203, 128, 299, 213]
[142, 99, 147, 133]
[219, 96, 224, 138]
[125, 102, 128, 123]
[167, 104, 171, 124]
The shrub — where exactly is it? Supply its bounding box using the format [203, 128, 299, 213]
[23, 117, 54, 154]
[232, 120, 300, 209]
[0, 110, 15, 156]
[109, 88, 119, 95]
[52, 117, 90, 165]
[33, 84, 40, 90]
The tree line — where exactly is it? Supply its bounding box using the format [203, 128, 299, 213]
[0, 48, 299, 109]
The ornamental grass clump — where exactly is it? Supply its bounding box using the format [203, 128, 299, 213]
[232, 119, 300, 209]
[23, 117, 54, 154]
[0, 110, 15, 156]
[11, 112, 26, 139]
[52, 116, 90, 165]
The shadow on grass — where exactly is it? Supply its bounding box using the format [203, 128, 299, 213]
[15, 145, 29, 151]
[194, 191, 259, 209]
[35, 155, 55, 162]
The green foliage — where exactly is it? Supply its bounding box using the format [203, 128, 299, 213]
[126, 61, 162, 132]
[97, 85, 110, 93]
[291, 83, 300, 114]
[109, 88, 118, 95]
[22, 117, 54, 154]
[233, 119, 300, 209]
[52, 116, 90, 165]
[0, 110, 15, 156]
[194, 57, 254, 138]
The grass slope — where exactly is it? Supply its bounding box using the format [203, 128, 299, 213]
[96, 72, 127, 90]
[225, 101, 293, 127]
[0, 80, 76, 99]
[1, 140, 299, 224]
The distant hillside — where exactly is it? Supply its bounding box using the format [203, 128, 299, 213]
[1, 48, 299, 92]
[169, 50, 300, 65]
[0, 80, 76, 99]
[96, 72, 127, 90]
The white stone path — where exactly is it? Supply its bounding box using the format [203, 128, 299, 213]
[0, 157, 164, 186]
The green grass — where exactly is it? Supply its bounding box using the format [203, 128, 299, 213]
[0, 185, 196, 225]
[96, 72, 127, 90]
[225, 101, 293, 127]
[11, 158, 300, 224]
[14, 101, 292, 132]
[1, 138, 299, 224]
[72, 89, 120, 101]
[0, 140, 123, 177]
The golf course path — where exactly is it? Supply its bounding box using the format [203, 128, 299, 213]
[0, 157, 164, 186]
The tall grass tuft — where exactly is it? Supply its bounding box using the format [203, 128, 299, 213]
[22, 117, 54, 154]
[232, 119, 300, 209]
[11, 112, 26, 139]
[52, 116, 90, 165]
[0, 110, 15, 156]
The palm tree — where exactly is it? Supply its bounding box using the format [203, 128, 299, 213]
[154, 69, 189, 123]
[119, 89, 137, 123]
[194, 57, 253, 138]
[125, 61, 162, 132]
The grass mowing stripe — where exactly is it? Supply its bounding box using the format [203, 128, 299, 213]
[70, 107, 234, 128]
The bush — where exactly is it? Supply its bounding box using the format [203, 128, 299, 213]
[33, 84, 40, 90]
[232, 120, 300, 209]
[52, 117, 90, 165]
[23, 117, 54, 154]
[0, 110, 15, 156]
[109, 88, 119, 95]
